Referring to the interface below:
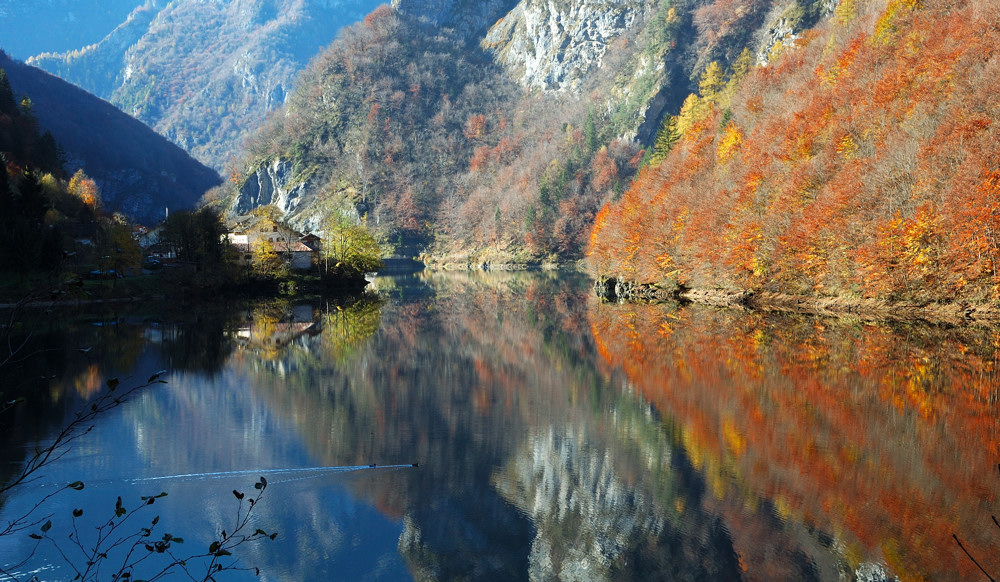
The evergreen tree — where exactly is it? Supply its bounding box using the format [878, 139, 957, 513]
[584, 108, 599, 154]
[161, 207, 233, 270]
[0, 69, 16, 116]
[730, 48, 754, 82]
[651, 115, 681, 164]
[0, 169, 60, 272]
[35, 131, 66, 175]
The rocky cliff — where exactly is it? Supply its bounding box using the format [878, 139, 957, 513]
[233, 158, 317, 223]
[483, 0, 651, 92]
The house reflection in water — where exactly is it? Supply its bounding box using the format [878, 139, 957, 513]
[235, 304, 321, 358]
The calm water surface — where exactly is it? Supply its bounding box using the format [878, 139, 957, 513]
[0, 271, 998, 581]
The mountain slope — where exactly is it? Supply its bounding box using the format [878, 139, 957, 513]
[28, 0, 383, 172]
[391, 0, 519, 40]
[588, 0, 1000, 303]
[226, 6, 653, 262]
[225, 0, 827, 263]
[1, 52, 221, 223]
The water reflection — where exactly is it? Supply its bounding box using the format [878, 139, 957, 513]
[1, 275, 997, 580]
[589, 300, 1000, 581]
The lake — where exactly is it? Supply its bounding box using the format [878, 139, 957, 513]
[1, 271, 998, 581]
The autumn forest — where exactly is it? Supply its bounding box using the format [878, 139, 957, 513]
[589, 0, 1000, 304]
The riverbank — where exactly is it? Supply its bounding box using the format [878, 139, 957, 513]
[593, 276, 1000, 325]
[417, 249, 563, 272]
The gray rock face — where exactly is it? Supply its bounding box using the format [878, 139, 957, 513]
[855, 562, 900, 582]
[756, 15, 800, 64]
[483, 0, 649, 92]
[755, 0, 840, 64]
[233, 159, 310, 216]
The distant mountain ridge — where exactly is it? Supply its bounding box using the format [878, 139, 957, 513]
[0, 52, 221, 223]
[0, 0, 144, 59]
[28, 2, 164, 102]
[28, 0, 384, 172]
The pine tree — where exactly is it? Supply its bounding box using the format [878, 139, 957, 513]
[584, 108, 599, 154]
[35, 131, 66, 175]
[730, 49, 754, 82]
[0, 69, 16, 116]
[676, 93, 707, 135]
[651, 115, 681, 164]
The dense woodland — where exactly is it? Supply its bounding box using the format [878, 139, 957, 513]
[589, 0, 1000, 303]
[229, 0, 858, 266]
[8, 0, 1000, 303]
[0, 67, 99, 276]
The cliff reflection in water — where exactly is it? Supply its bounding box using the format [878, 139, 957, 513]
[589, 299, 1000, 581]
[226, 272, 842, 580]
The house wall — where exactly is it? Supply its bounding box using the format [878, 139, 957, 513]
[290, 251, 313, 270]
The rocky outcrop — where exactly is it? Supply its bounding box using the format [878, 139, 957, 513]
[593, 276, 677, 303]
[483, 0, 650, 92]
[232, 49, 288, 111]
[755, 8, 802, 64]
[232, 159, 310, 216]
[755, 0, 841, 64]
[595, 275, 1000, 324]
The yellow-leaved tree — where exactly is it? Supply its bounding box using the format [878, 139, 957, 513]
[322, 213, 383, 275]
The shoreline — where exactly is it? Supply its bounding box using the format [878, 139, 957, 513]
[0, 273, 371, 312]
[682, 288, 1000, 325]
[593, 277, 1000, 325]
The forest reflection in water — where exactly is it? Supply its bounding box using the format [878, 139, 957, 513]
[0, 272, 997, 581]
[589, 298, 1000, 581]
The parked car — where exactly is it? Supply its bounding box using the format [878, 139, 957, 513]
[86, 269, 122, 279]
